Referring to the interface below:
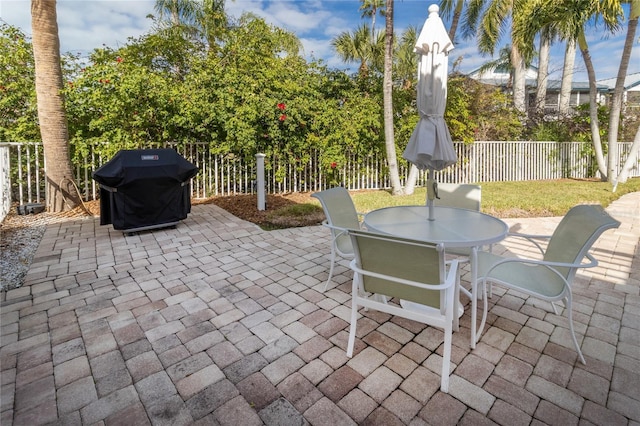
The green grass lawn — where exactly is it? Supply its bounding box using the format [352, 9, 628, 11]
[346, 177, 640, 218]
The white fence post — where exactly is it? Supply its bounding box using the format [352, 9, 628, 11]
[256, 153, 266, 211]
[0, 145, 10, 222]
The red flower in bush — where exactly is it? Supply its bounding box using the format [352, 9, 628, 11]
[330, 162, 337, 169]
[116, 57, 123, 63]
[277, 103, 286, 110]
[279, 114, 287, 121]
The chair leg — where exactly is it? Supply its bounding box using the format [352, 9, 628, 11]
[565, 293, 586, 364]
[346, 275, 360, 358]
[477, 278, 489, 343]
[453, 269, 460, 332]
[323, 243, 337, 292]
[440, 322, 452, 393]
[470, 247, 479, 348]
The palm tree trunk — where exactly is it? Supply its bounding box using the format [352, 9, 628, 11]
[31, 0, 80, 212]
[535, 32, 551, 115]
[447, 0, 464, 41]
[578, 31, 607, 180]
[559, 38, 576, 115]
[609, 3, 639, 187]
[383, 0, 403, 195]
[510, 46, 526, 113]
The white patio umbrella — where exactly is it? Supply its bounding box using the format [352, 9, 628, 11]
[402, 4, 456, 220]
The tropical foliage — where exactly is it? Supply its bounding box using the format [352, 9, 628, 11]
[1, 15, 522, 192]
[4, 0, 636, 195]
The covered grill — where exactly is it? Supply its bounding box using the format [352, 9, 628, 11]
[93, 149, 198, 232]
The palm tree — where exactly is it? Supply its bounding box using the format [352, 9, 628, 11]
[155, 0, 199, 26]
[360, 0, 386, 44]
[155, 0, 227, 50]
[332, 24, 381, 77]
[31, 0, 80, 212]
[395, 26, 419, 89]
[475, 44, 513, 86]
[610, 0, 639, 186]
[543, 0, 624, 182]
[195, 0, 227, 50]
[383, 0, 403, 195]
[464, 0, 532, 113]
[511, 0, 554, 116]
[535, 27, 552, 115]
[512, 0, 631, 182]
[558, 38, 576, 115]
[439, 0, 468, 41]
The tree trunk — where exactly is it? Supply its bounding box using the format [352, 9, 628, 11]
[404, 164, 418, 195]
[447, 0, 464, 41]
[559, 38, 576, 116]
[535, 32, 551, 115]
[31, 0, 80, 211]
[609, 3, 639, 187]
[510, 46, 526, 113]
[617, 123, 640, 186]
[383, 0, 403, 195]
[578, 30, 607, 180]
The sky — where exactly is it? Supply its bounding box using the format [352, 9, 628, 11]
[1, 0, 638, 83]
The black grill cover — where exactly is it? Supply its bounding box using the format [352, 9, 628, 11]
[93, 149, 199, 231]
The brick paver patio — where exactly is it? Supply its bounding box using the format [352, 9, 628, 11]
[1, 192, 638, 425]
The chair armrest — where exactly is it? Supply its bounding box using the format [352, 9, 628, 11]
[322, 220, 359, 231]
[484, 252, 599, 278]
[322, 221, 361, 243]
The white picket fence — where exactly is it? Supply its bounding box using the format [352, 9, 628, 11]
[2, 141, 639, 222]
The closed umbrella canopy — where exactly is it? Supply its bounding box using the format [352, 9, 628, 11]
[403, 4, 456, 171]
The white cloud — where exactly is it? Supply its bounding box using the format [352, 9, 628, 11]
[1, 0, 154, 56]
[265, 2, 332, 34]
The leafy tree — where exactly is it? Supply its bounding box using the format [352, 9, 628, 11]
[0, 24, 39, 141]
[64, 34, 192, 159]
[448, 75, 523, 141]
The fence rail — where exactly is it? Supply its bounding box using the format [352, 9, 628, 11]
[2, 141, 639, 222]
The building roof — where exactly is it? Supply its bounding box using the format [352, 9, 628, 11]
[597, 72, 640, 91]
[467, 64, 638, 93]
[537, 79, 608, 91]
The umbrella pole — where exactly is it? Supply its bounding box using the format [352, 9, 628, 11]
[427, 170, 436, 221]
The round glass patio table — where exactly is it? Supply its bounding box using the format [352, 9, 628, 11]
[363, 205, 509, 348]
[364, 206, 507, 248]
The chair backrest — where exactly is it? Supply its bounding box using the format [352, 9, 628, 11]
[433, 183, 481, 211]
[544, 204, 620, 279]
[311, 187, 360, 231]
[349, 229, 447, 309]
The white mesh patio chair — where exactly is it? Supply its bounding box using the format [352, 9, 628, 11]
[432, 183, 483, 259]
[477, 204, 620, 364]
[311, 187, 363, 292]
[346, 229, 459, 393]
[432, 183, 484, 320]
[433, 183, 481, 211]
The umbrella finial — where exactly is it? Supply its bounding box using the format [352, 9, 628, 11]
[428, 4, 439, 16]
